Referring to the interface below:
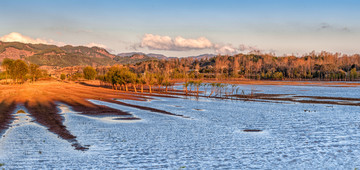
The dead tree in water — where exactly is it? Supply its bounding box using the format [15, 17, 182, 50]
[194, 80, 202, 98]
[203, 83, 208, 97]
[183, 81, 189, 96]
[208, 83, 216, 97]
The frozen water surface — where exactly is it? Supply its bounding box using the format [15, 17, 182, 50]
[1, 85, 360, 169]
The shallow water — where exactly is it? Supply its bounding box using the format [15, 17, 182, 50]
[1, 85, 360, 169]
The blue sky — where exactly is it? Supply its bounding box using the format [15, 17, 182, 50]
[0, 0, 359, 57]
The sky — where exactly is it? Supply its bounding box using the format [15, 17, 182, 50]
[0, 0, 359, 57]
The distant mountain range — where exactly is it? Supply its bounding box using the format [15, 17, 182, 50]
[117, 52, 168, 60]
[0, 41, 216, 67]
[187, 54, 216, 59]
[118, 52, 215, 60]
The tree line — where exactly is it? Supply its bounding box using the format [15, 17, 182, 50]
[130, 51, 360, 81]
[96, 66, 173, 94]
[0, 58, 48, 84]
[52, 50, 360, 95]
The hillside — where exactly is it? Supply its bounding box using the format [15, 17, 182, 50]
[113, 53, 158, 64]
[0, 41, 221, 67]
[117, 52, 168, 60]
[0, 41, 117, 67]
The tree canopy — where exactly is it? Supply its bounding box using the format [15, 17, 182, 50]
[83, 66, 97, 80]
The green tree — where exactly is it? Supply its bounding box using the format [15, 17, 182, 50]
[29, 63, 41, 82]
[83, 66, 97, 80]
[60, 73, 66, 80]
[9, 60, 28, 83]
[105, 66, 126, 90]
[1, 58, 14, 83]
[183, 81, 190, 96]
[70, 72, 83, 81]
[156, 74, 165, 91]
[350, 68, 357, 80]
[273, 72, 284, 80]
[162, 79, 172, 92]
[139, 76, 146, 93]
[128, 72, 139, 92]
[145, 72, 155, 93]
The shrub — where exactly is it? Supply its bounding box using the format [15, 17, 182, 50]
[83, 66, 97, 80]
[60, 74, 66, 80]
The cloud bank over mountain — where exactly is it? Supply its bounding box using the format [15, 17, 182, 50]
[0, 32, 65, 46]
[0, 32, 111, 50]
[0, 32, 47, 44]
[136, 34, 259, 55]
[0, 32, 260, 56]
[85, 42, 108, 49]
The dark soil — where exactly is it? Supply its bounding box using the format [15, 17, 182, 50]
[25, 101, 89, 151]
[0, 101, 16, 134]
[103, 99, 190, 119]
[61, 100, 131, 116]
[243, 129, 262, 132]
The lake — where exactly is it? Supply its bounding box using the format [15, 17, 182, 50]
[1, 84, 360, 169]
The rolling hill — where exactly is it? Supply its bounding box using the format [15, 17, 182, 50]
[0, 41, 117, 67]
[0, 41, 217, 67]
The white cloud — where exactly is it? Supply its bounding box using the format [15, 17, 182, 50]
[138, 33, 261, 55]
[214, 44, 238, 55]
[213, 44, 260, 55]
[141, 34, 173, 50]
[48, 39, 66, 46]
[0, 32, 65, 46]
[0, 32, 112, 51]
[0, 32, 48, 44]
[140, 34, 213, 51]
[173, 36, 212, 49]
[85, 42, 107, 49]
[86, 42, 114, 52]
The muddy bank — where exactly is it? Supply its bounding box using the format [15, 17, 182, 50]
[243, 129, 262, 132]
[232, 94, 360, 106]
[103, 99, 190, 119]
[0, 101, 16, 134]
[60, 100, 132, 116]
[78, 81, 182, 99]
[25, 101, 88, 151]
[203, 79, 360, 87]
[294, 96, 360, 101]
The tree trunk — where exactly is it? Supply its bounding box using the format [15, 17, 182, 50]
[5, 72, 7, 83]
[125, 85, 128, 92]
[208, 88, 214, 97]
[149, 85, 152, 93]
[133, 84, 137, 93]
[141, 85, 144, 93]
